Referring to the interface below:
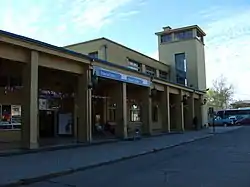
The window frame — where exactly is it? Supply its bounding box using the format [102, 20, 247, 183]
[127, 58, 142, 72]
[174, 30, 193, 41]
[145, 66, 156, 77]
[88, 51, 98, 58]
[159, 70, 168, 80]
[129, 104, 141, 122]
[108, 104, 116, 122]
[0, 104, 21, 130]
[161, 34, 172, 43]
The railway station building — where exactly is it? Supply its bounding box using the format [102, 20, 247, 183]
[0, 25, 207, 150]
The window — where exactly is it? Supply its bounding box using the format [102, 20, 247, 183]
[159, 70, 168, 80]
[152, 104, 158, 122]
[11, 105, 21, 129]
[175, 52, 187, 86]
[196, 31, 204, 43]
[161, 34, 172, 43]
[88, 51, 98, 58]
[183, 59, 187, 72]
[0, 105, 21, 130]
[176, 75, 186, 85]
[108, 103, 116, 122]
[175, 53, 186, 72]
[127, 58, 142, 72]
[174, 30, 193, 41]
[129, 104, 141, 122]
[145, 66, 156, 77]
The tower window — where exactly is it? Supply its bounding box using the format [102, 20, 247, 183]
[161, 34, 172, 43]
[175, 53, 187, 72]
[174, 30, 193, 41]
[196, 31, 204, 44]
[175, 53, 187, 85]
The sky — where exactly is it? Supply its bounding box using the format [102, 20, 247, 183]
[0, 0, 250, 100]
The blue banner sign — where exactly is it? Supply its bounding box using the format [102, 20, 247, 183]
[93, 66, 150, 87]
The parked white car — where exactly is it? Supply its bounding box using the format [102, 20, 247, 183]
[229, 116, 237, 124]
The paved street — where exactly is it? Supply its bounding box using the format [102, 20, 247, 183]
[3, 127, 239, 186]
[19, 127, 250, 187]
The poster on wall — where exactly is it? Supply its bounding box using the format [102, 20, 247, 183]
[39, 98, 48, 110]
[1, 105, 11, 125]
[11, 105, 21, 126]
[58, 113, 73, 135]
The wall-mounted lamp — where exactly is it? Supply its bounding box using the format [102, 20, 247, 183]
[192, 88, 209, 94]
[201, 98, 207, 105]
[150, 88, 157, 98]
[182, 94, 188, 106]
[88, 61, 98, 89]
[149, 76, 157, 98]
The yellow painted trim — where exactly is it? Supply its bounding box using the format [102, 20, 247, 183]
[39, 53, 84, 74]
[0, 35, 90, 65]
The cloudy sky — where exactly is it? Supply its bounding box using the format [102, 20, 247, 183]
[0, 0, 249, 100]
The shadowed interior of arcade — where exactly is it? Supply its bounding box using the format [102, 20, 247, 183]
[0, 59, 23, 151]
[0, 59, 205, 151]
[91, 77, 151, 140]
[0, 58, 83, 151]
[169, 92, 183, 131]
[38, 67, 78, 146]
[91, 78, 119, 140]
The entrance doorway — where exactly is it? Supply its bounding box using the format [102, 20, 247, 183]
[39, 110, 55, 138]
[169, 93, 178, 131]
[91, 78, 118, 140]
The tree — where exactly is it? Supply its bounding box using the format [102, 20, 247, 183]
[206, 75, 234, 110]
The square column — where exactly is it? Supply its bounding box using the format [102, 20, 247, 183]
[21, 51, 39, 149]
[76, 69, 91, 142]
[195, 97, 203, 129]
[141, 88, 152, 135]
[176, 91, 184, 131]
[184, 93, 195, 130]
[161, 87, 170, 132]
[113, 82, 127, 139]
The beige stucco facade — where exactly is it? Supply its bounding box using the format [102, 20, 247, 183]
[156, 25, 208, 125]
[0, 25, 207, 150]
[65, 38, 170, 79]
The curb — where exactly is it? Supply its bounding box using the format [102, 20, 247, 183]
[1, 134, 213, 187]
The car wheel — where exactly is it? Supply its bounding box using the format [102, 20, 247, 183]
[223, 123, 227, 127]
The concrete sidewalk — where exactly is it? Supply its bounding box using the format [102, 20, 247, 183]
[0, 126, 241, 186]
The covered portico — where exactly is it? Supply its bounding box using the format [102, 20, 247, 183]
[152, 79, 205, 133]
[90, 63, 152, 140]
[0, 31, 91, 150]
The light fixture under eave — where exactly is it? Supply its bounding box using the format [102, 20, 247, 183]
[201, 98, 207, 105]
